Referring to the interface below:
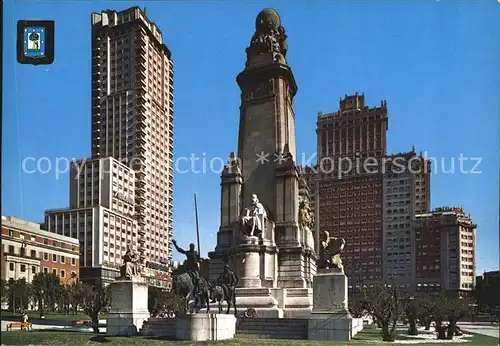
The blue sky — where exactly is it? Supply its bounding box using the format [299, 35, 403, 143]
[2, 1, 499, 272]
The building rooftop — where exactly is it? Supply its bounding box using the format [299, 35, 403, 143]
[2, 216, 79, 245]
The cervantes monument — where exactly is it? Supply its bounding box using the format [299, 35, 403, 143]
[208, 8, 317, 317]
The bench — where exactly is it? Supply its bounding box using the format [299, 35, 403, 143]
[6, 322, 32, 331]
[74, 320, 91, 327]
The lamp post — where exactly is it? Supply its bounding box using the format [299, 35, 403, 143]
[39, 289, 45, 319]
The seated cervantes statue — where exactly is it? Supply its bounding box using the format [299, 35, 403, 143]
[120, 246, 142, 279]
[316, 230, 346, 271]
[241, 194, 267, 238]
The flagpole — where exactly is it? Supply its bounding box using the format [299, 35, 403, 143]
[194, 193, 201, 257]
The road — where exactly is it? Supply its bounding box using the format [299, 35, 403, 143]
[459, 322, 500, 339]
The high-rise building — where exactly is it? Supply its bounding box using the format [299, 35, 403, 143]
[45, 157, 170, 286]
[90, 7, 174, 264]
[413, 207, 476, 297]
[314, 93, 388, 288]
[382, 149, 431, 290]
[45, 157, 138, 283]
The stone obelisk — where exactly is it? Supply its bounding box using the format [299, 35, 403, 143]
[209, 8, 316, 318]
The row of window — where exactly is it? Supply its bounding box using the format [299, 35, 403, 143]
[8, 263, 76, 278]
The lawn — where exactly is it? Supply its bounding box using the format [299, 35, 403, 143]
[1, 327, 498, 346]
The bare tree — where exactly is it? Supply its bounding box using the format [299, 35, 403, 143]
[348, 294, 365, 318]
[361, 282, 405, 342]
[432, 294, 470, 340]
[403, 297, 420, 336]
[417, 297, 434, 331]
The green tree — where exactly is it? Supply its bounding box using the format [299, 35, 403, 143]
[1, 279, 9, 308]
[31, 272, 61, 314]
[148, 286, 175, 316]
[7, 278, 31, 312]
[79, 282, 109, 333]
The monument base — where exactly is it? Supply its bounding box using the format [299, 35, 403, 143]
[307, 268, 363, 341]
[283, 288, 313, 318]
[312, 268, 348, 313]
[141, 314, 236, 341]
[235, 287, 284, 318]
[308, 314, 363, 341]
[177, 314, 236, 341]
[106, 278, 149, 336]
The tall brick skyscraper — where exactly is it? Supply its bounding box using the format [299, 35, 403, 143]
[90, 7, 174, 264]
[313, 93, 388, 288]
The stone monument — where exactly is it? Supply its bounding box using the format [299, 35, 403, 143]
[208, 8, 317, 318]
[107, 247, 150, 336]
[308, 232, 363, 340]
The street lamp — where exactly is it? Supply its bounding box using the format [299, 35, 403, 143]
[39, 289, 45, 319]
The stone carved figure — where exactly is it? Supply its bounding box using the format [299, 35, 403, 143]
[299, 197, 314, 234]
[246, 9, 288, 62]
[317, 230, 346, 270]
[120, 247, 142, 279]
[299, 196, 315, 248]
[241, 194, 267, 237]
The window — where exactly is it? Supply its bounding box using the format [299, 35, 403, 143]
[52, 269, 57, 275]
[71, 258, 76, 265]
[52, 254, 57, 262]
[8, 245, 14, 254]
[44, 238, 48, 245]
[44, 252, 48, 260]
[60, 270, 65, 278]
[9, 263, 14, 271]
[31, 250, 36, 258]
[32, 266, 36, 274]
[20, 264, 26, 272]
[43, 267, 48, 273]
[61, 256, 66, 264]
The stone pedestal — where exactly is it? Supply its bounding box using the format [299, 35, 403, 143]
[234, 236, 261, 287]
[176, 314, 236, 341]
[106, 278, 150, 336]
[307, 268, 362, 341]
[235, 287, 283, 318]
[312, 268, 348, 313]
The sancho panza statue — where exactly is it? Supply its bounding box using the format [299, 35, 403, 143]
[241, 194, 267, 237]
[317, 230, 346, 271]
[120, 246, 142, 279]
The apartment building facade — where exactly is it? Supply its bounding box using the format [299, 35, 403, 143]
[1, 216, 80, 285]
[45, 157, 169, 287]
[313, 93, 388, 287]
[90, 6, 174, 264]
[382, 149, 431, 290]
[413, 207, 476, 296]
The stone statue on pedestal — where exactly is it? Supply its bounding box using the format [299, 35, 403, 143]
[241, 194, 267, 237]
[120, 247, 142, 279]
[316, 230, 346, 271]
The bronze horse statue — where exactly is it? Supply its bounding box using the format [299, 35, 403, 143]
[172, 271, 210, 314]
